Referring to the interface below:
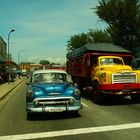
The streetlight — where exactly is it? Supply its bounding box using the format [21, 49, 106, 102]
[8, 29, 15, 67]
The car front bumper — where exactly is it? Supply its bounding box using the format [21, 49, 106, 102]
[26, 100, 82, 113]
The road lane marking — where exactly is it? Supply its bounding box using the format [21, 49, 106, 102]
[82, 102, 93, 109]
[0, 122, 140, 140]
[82, 103, 89, 108]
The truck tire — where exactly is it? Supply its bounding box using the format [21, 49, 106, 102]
[130, 94, 140, 102]
[92, 82, 103, 104]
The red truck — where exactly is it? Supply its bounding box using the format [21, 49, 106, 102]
[66, 43, 140, 104]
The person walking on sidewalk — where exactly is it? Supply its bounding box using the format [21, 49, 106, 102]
[10, 71, 16, 85]
[8, 71, 11, 84]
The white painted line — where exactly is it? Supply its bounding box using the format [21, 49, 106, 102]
[82, 103, 89, 108]
[82, 102, 92, 109]
[0, 122, 140, 140]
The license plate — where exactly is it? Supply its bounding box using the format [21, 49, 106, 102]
[122, 89, 131, 94]
[48, 108, 64, 112]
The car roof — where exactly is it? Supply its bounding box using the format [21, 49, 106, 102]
[33, 69, 67, 75]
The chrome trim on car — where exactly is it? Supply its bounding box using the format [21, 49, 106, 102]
[26, 102, 82, 113]
[112, 72, 137, 84]
[33, 97, 76, 106]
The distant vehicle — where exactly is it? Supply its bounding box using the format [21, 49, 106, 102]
[21, 69, 27, 76]
[26, 69, 82, 118]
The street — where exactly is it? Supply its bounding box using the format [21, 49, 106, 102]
[0, 79, 140, 140]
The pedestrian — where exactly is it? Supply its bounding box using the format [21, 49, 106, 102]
[8, 72, 11, 84]
[11, 71, 15, 85]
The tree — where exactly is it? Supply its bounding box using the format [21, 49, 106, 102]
[66, 33, 88, 52]
[88, 29, 112, 43]
[39, 60, 50, 65]
[95, 0, 140, 51]
[67, 30, 112, 52]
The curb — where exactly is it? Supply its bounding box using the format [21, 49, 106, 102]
[0, 79, 24, 101]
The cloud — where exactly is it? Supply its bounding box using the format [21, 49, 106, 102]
[27, 55, 66, 64]
[0, 0, 107, 64]
[28, 55, 40, 63]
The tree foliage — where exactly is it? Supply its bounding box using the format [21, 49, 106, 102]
[66, 0, 140, 53]
[88, 29, 112, 43]
[66, 33, 88, 52]
[67, 30, 112, 52]
[39, 60, 50, 65]
[95, 0, 140, 51]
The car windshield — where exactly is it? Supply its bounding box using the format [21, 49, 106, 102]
[33, 72, 67, 83]
[100, 58, 123, 65]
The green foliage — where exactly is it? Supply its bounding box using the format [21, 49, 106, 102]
[67, 30, 112, 52]
[39, 60, 50, 65]
[88, 29, 112, 43]
[66, 33, 88, 52]
[95, 0, 140, 51]
[66, 0, 140, 53]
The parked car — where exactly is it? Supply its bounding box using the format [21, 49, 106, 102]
[26, 69, 82, 118]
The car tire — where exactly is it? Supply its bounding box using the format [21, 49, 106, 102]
[130, 94, 140, 102]
[92, 81, 104, 104]
[26, 112, 33, 120]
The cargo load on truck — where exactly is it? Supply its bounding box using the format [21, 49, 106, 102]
[66, 43, 140, 104]
[67, 43, 131, 59]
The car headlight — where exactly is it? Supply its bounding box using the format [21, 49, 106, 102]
[68, 98, 75, 104]
[33, 100, 40, 107]
[74, 89, 81, 96]
[100, 72, 106, 78]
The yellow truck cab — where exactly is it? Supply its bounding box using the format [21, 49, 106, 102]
[91, 55, 140, 103]
[91, 56, 139, 84]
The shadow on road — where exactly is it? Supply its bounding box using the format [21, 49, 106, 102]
[81, 93, 140, 106]
[26, 111, 82, 121]
[99, 96, 138, 106]
[0, 81, 6, 85]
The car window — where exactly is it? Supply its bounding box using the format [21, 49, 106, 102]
[56, 73, 67, 81]
[32, 72, 67, 83]
[100, 58, 123, 65]
[33, 73, 42, 83]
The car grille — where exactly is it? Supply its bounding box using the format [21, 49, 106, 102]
[33, 97, 75, 107]
[112, 73, 137, 84]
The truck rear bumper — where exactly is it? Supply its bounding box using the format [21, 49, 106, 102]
[99, 83, 140, 95]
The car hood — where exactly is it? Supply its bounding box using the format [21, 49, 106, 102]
[31, 81, 74, 97]
[100, 65, 133, 72]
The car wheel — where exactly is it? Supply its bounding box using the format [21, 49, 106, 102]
[69, 110, 79, 116]
[92, 81, 104, 104]
[130, 94, 140, 102]
[26, 112, 33, 120]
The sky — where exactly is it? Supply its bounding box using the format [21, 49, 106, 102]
[0, 0, 107, 64]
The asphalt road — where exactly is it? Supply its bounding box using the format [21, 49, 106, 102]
[0, 80, 140, 140]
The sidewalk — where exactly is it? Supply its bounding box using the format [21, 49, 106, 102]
[0, 78, 24, 101]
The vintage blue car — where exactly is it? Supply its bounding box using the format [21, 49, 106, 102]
[26, 69, 82, 117]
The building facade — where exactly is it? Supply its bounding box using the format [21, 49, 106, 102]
[19, 63, 65, 73]
[0, 37, 7, 64]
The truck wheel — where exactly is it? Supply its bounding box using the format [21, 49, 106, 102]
[130, 94, 140, 102]
[92, 82, 103, 104]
